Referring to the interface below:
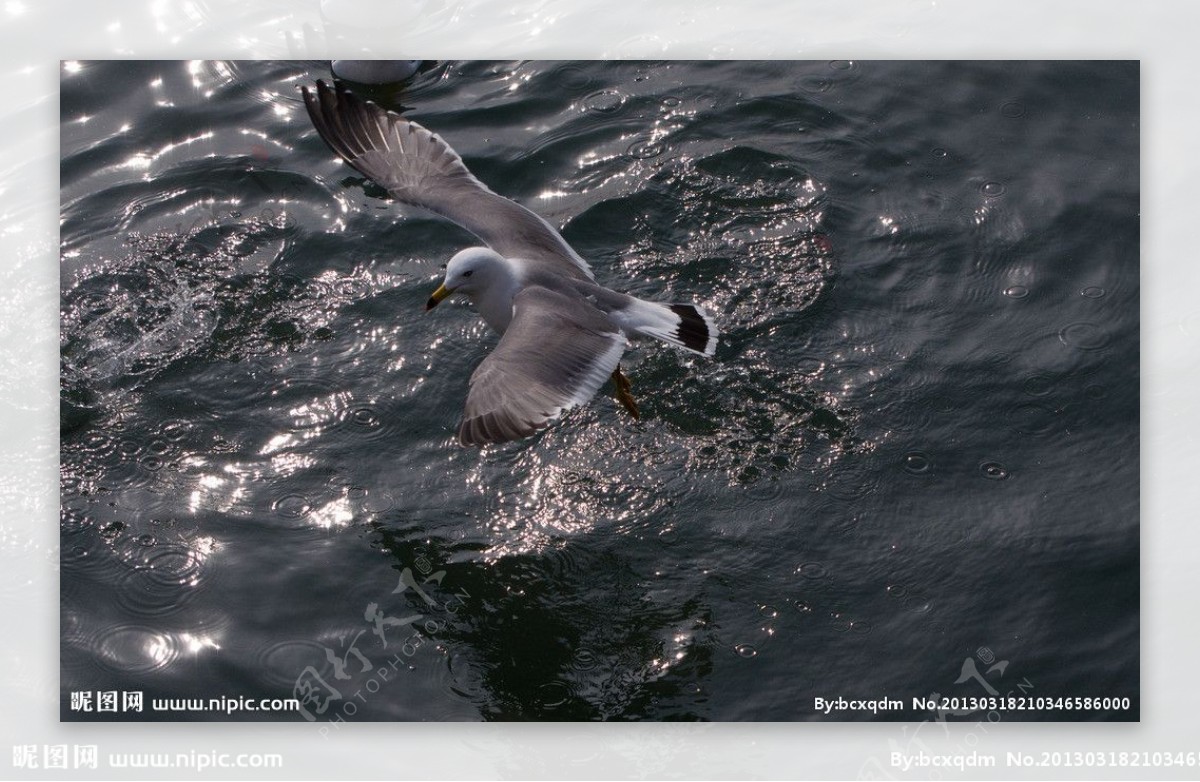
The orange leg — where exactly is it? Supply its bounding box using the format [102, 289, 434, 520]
[611, 366, 640, 420]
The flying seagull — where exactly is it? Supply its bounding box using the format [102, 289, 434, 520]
[301, 80, 717, 446]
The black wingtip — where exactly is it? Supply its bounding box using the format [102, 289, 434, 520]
[304, 79, 363, 163]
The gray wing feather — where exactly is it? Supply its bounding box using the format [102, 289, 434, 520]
[458, 287, 626, 446]
[302, 80, 594, 281]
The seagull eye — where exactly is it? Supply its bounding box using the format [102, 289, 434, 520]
[462, 270, 474, 277]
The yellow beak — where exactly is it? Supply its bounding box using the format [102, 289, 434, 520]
[426, 284, 452, 311]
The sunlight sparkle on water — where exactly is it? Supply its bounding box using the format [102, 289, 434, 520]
[186, 467, 249, 514]
[180, 633, 221, 654]
[308, 497, 354, 529]
[124, 153, 152, 170]
[269, 451, 318, 478]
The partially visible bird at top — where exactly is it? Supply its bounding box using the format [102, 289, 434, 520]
[301, 79, 718, 446]
[330, 60, 423, 85]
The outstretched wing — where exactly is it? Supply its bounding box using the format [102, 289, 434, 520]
[458, 286, 626, 445]
[302, 79, 594, 281]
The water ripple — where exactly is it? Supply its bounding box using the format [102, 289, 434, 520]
[94, 625, 180, 675]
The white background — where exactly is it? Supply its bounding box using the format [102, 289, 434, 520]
[2, 1, 1196, 779]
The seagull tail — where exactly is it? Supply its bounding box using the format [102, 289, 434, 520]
[625, 300, 719, 357]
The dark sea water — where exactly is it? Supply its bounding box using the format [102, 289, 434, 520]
[59, 60, 1139, 721]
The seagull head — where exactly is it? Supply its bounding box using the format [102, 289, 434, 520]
[426, 247, 513, 310]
